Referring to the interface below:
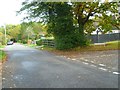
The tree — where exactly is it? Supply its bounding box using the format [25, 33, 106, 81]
[18, 1, 119, 49]
[73, 2, 119, 45]
[0, 25, 20, 44]
[19, 22, 46, 44]
[8, 25, 21, 41]
[19, 2, 78, 49]
[49, 3, 77, 49]
[30, 22, 47, 39]
[0, 32, 4, 45]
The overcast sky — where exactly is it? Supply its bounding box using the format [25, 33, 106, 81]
[0, 0, 115, 26]
[0, 0, 25, 26]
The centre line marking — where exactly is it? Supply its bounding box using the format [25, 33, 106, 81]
[99, 67, 107, 71]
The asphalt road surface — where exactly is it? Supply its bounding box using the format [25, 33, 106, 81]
[2, 43, 118, 88]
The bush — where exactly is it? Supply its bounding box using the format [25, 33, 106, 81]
[18, 40, 22, 43]
[55, 34, 76, 50]
[22, 40, 27, 44]
[36, 39, 42, 46]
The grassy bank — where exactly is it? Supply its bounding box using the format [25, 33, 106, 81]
[23, 44, 37, 48]
[0, 45, 6, 62]
[73, 40, 120, 51]
[41, 40, 120, 53]
[0, 45, 5, 48]
[0, 50, 7, 62]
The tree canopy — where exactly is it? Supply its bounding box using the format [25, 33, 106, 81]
[0, 22, 46, 45]
[18, 1, 119, 50]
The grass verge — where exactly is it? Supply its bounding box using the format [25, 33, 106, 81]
[0, 45, 7, 63]
[0, 45, 5, 48]
[40, 40, 120, 54]
[0, 50, 7, 63]
[73, 40, 120, 51]
[23, 44, 37, 48]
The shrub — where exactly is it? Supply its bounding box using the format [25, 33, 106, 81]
[36, 39, 42, 46]
[22, 40, 27, 44]
[55, 34, 76, 50]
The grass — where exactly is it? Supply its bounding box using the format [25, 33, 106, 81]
[0, 50, 6, 62]
[23, 44, 36, 47]
[73, 40, 120, 51]
[0, 45, 5, 48]
[0, 45, 6, 62]
[40, 40, 120, 53]
[28, 44, 37, 47]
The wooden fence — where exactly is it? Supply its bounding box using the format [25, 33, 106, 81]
[42, 39, 55, 47]
[41, 33, 119, 47]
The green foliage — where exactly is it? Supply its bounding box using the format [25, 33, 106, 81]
[18, 1, 119, 50]
[19, 22, 46, 42]
[0, 32, 4, 45]
[55, 35, 74, 50]
[18, 40, 22, 43]
[8, 25, 21, 39]
[22, 40, 27, 44]
[50, 3, 79, 50]
[0, 24, 20, 44]
[0, 50, 6, 61]
[84, 20, 96, 34]
[36, 39, 42, 46]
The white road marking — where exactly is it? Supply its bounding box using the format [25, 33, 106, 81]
[99, 64, 106, 66]
[90, 64, 97, 67]
[99, 67, 107, 71]
[100, 54, 114, 57]
[84, 59, 88, 61]
[100, 55, 106, 57]
[72, 59, 76, 61]
[80, 58, 85, 60]
[2, 78, 5, 80]
[96, 56, 100, 58]
[83, 62, 89, 65]
[90, 61, 95, 63]
[113, 72, 120, 75]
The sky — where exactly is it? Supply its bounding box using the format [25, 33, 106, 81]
[0, 0, 24, 26]
[0, 0, 115, 26]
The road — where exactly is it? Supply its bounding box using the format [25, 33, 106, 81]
[2, 43, 118, 88]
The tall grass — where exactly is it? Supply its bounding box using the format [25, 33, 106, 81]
[0, 50, 6, 62]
